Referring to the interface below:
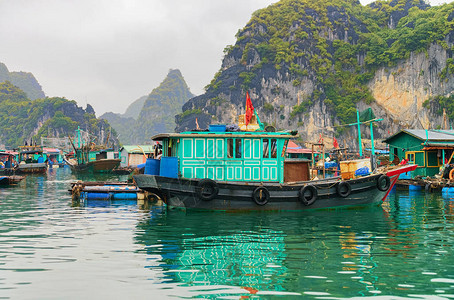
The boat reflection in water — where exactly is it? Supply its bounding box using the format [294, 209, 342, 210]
[133, 189, 454, 298]
[133, 206, 404, 298]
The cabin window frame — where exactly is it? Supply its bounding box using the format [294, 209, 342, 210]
[235, 139, 242, 158]
[226, 138, 242, 159]
[270, 139, 277, 158]
[227, 138, 234, 158]
[263, 139, 269, 158]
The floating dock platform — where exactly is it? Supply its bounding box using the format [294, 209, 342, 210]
[70, 181, 163, 208]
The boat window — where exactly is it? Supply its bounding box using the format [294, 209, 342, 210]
[271, 139, 277, 158]
[235, 139, 242, 158]
[263, 139, 269, 158]
[168, 139, 173, 157]
[227, 139, 234, 158]
[281, 140, 288, 157]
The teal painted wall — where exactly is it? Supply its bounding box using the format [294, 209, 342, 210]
[174, 136, 288, 183]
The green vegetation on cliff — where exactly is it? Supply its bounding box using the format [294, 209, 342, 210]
[0, 81, 113, 148]
[194, 0, 454, 128]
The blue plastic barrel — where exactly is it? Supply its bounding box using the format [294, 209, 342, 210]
[442, 187, 449, 194]
[160, 157, 178, 178]
[409, 185, 421, 191]
[112, 193, 137, 200]
[86, 192, 110, 200]
[209, 124, 226, 132]
[144, 158, 160, 175]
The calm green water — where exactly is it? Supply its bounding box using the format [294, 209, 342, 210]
[1, 167, 454, 299]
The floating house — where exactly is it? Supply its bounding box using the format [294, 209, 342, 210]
[383, 129, 454, 177]
[119, 145, 155, 167]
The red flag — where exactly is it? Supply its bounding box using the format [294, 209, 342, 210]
[245, 92, 254, 126]
[333, 137, 339, 148]
[195, 118, 200, 130]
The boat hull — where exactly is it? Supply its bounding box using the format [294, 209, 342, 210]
[16, 163, 47, 174]
[68, 159, 121, 173]
[133, 165, 416, 211]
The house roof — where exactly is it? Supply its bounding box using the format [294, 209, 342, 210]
[286, 141, 320, 154]
[43, 148, 61, 154]
[384, 129, 454, 144]
[120, 145, 154, 154]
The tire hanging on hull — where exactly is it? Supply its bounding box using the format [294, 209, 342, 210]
[195, 179, 219, 201]
[337, 181, 352, 198]
[376, 174, 391, 191]
[253, 186, 270, 206]
[299, 185, 317, 206]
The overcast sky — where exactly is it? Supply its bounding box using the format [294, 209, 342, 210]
[0, 0, 449, 116]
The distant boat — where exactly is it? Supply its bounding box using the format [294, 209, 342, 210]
[0, 150, 19, 175]
[65, 148, 120, 173]
[16, 146, 47, 174]
[65, 127, 121, 173]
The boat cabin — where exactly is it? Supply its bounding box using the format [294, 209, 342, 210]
[150, 131, 310, 183]
[18, 145, 45, 163]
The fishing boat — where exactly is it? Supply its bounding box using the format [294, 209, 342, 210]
[16, 145, 47, 174]
[64, 148, 121, 173]
[65, 127, 121, 173]
[134, 94, 416, 211]
[133, 129, 416, 211]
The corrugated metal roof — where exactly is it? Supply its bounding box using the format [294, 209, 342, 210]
[121, 145, 154, 153]
[384, 129, 454, 143]
[405, 129, 454, 141]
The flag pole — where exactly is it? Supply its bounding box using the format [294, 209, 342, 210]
[357, 110, 363, 158]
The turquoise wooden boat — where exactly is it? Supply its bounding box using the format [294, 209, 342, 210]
[133, 129, 417, 211]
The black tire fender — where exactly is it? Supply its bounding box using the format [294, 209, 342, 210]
[195, 179, 219, 201]
[299, 185, 317, 206]
[252, 186, 270, 206]
[337, 181, 352, 198]
[377, 174, 391, 191]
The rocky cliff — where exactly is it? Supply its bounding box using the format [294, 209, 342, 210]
[0, 62, 45, 100]
[176, 0, 454, 150]
[101, 69, 194, 144]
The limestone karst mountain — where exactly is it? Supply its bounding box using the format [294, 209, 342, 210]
[175, 0, 454, 149]
[100, 69, 194, 144]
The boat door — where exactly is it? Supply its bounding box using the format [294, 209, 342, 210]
[242, 138, 261, 181]
[262, 138, 279, 181]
